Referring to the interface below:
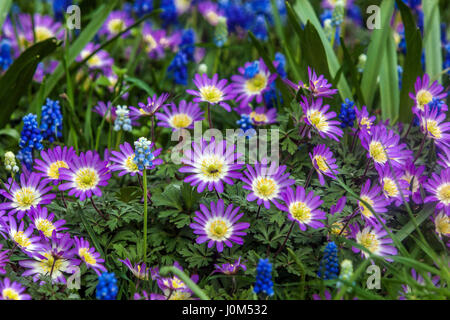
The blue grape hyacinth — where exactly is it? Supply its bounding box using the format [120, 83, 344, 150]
[0, 39, 12, 71]
[40, 98, 63, 143]
[339, 99, 356, 128]
[133, 137, 154, 171]
[96, 272, 118, 300]
[317, 241, 339, 280]
[253, 258, 274, 296]
[17, 114, 44, 169]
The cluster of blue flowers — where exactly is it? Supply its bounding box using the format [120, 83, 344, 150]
[338, 99, 356, 129]
[40, 98, 63, 143]
[17, 114, 44, 170]
[126, 0, 153, 17]
[317, 242, 339, 280]
[237, 114, 253, 132]
[168, 29, 195, 85]
[51, 0, 72, 20]
[133, 137, 154, 171]
[96, 272, 118, 300]
[160, 0, 178, 27]
[0, 40, 12, 71]
[253, 258, 274, 296]
[113, 106, 132, 132]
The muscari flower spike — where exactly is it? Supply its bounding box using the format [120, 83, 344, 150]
[0, 39, 13, 71]
[96, 272, 118, 300]
[40, 98, 63, 143]
[3, 151, 19, 173]
[253, 258, 274, 297]
[336, 259, 354, 290]
[113, 105, 132, 132]
[339, 98, 356, 128]
[317, 241, 339, 280]
[133, 137, 155, 171]
[17, 113, 44, 170]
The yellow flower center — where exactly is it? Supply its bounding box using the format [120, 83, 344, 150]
[200, 156, 224, 181]
[358, 231, 380, 254]
[402, 173, 419, 194]
[169, 291, 191, 300]
[39, 253, 63, 274]
[125, 155, 139, 172]
[359, 196, 374, 218]
[199, 85, 223, 103]
[13, 231, 31, 248]
[206, 11, 220, 24]
[2, 288, 20, 300]
[170, 113, 193, 129]
[253, 177, 278, 199]
[383, 178, 399, 197]
[35, 219, 56, 238]
[250, 111, 268, 123]
[425, 120, 442, 139]
[209, 220, 229, 239]
[170, 277, 185, 290]
[314, 155, 329, 172]
[74, 167, 99, 190]
[245, 74, 268, 94]
[435, 213, 450, 236]
[79, 248, 97, 265]
[86, 54, 101, 67]
[144, 34, 157, 52]
[416, 89, 433, 108]
[35, 26, 54, 42]
[108, 19, 126, 34]
[309, 110, 328, 131]
[437, 184, 450, 205]
[330, 221, 348, 236]
[360, 117, 372, 130]
[289, 201, 311, 223]
[14, 187, 39, 210]
[47, 160, 69, 180]
[369, 141, 387, 164]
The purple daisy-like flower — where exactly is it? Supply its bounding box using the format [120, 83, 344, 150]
[300, 96, 343, 141]
[4, 215, 42, 255]
[0, 278, 31, 300]
[109, 142, 141, 177]
[74, 236, 107, 276]
[27, 205, 67, 238]
[99, 10, 134, 39]
[401, 161, 426, 204]
[431, 210, 449, 242]
[350, 222, 397, 261]
[142, 24, 168, 59]
[119, 258, 150, 280]
[309, 144, 339, 186]
[0, 244, 9, 275]
[93, 101, 117, 123]
[409, 73, 448, 113]
[0, 172, 56, 219]
[198, 1, 225, 25]
[130, 93, 171, 119]
[186, 73, 235, 112]
[306, 67, 338, 98]
[360, 124, 413, 171]
[179, 138, 243, 193]
[378, 165, 410, 207]
[437, 147, 450, 168]
[242, 159, 295, 210]
[328, 196, 350, 236]
[77, 42, 114, 73]
[154, 261, 200, 300]
[34, 60, 58, 83]
[281, 185, 326, 231]
[58, 150, 111, 201]
[416, 105, 450, 149]
[33, 146, 76, 185]
[249, 107, 277, 126]
[190, 199, 250, 252]
[354, 105, 376, 134]
[213, 257, 246, 275]
[24, 14, 64, 44]
[424, 168, 450, 215]
[156, 100, 204, 130]
[231, 58, 276, 112]
[19, 232, 79, 285]
[358, 179, 389, 225]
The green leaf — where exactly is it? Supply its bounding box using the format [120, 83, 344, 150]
[396, 203, 435, 242]
[360, 0, 395, 108]
[0, 128, 20, 141]
[423, 0, 443, 82]
[290, 0, 353, 101]
[0, 38, 60, 128]
[379, 30, 399, 122]
[124, 76, 156, 96]
[0, 0, 11, 30]
[340, 38, 365, 106]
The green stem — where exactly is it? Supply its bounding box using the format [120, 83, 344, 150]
[159, 266, 210, 300]
[143, 169, 148, 262]
[115, 130, 122, 150]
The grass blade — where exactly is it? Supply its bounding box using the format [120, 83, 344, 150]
[379, 30, 399, 122]
[0, 0, 11, 30]
[423, 0, 443, 82]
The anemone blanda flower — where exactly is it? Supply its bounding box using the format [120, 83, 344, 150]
[109, 142, 141, 177]
[179, 138, 243, 193]
[186, 73, 235, 112]
[401, 161, 426, 204]
[354, 105, 376, 134]
[305, 67, 338, 98]
[33, 146, 76, 185]
[58, 150, 111, 201]
[4, 215, 42, 255]
[231, 58, 276, 112]
[156, 100, 204, 130]
[358, 179, 389, 225]
[0, 278, 31, 300]
[27, 205, 67, 238]
[77, 42, 114, 73]
[130, 93, 171, 119]
[431, 211, 449, 245]
[142, 24, 180, 59]
[360, 124, 413, 171]
[424, 168, 450, 214]
[328, 196, 350, 236]
[281, 185, 326, 231]
[74, 236, 107, 276]
[300, 96, 343, 141]
[93, 101, 117, 123]
[24, 14, 64, 44]
[198, 1, 225, 25]
[242, 159, 295, 210]
[119, 258, 150, 280]
[350, 222, 397, 261]
[0, 172, 56, 219]
[409, 73, 447, 113]
[213, 257, 246, 275]
[19, 232, 79, 285]
[190, 199, 250, 252]
[309, 144, 339, 186]
[99, 11, 134, 39]
[416, 105, 450, 149]
[378, 165, 410, 207]
[249, 107, 277, 126]
[154, 261, 200, 300]
[437, 147, 450, 168]
[0, 244, 9, 275]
